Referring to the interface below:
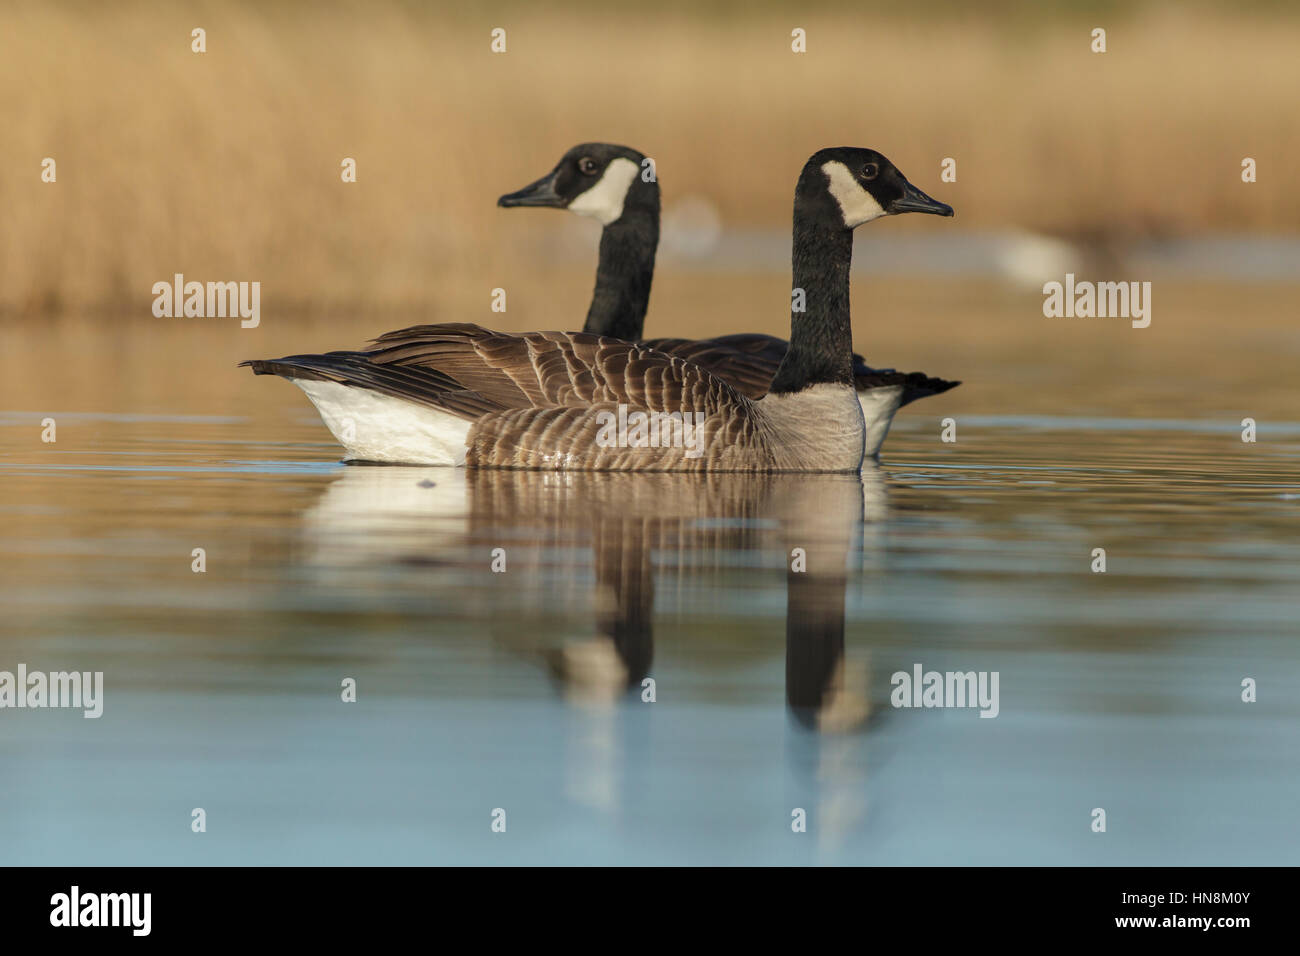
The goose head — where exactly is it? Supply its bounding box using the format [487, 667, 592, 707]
[799, 147, 953, 229]
[497, 143, 657, 227]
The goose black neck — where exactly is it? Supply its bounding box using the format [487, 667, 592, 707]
[582, 209, 658, 341]
[767, 219, 855, 395]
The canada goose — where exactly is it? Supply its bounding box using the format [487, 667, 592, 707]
[498, 142, 960, 454]
[243, 147, 953, 472]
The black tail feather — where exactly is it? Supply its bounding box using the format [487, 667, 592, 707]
[853, 361, 961, 407]
[239, 352, 498, 420]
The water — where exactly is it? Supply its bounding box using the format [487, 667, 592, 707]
[2, 312, 1299, 865]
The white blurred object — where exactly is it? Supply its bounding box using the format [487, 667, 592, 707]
[992, 231, 1080, 287]
[660, 195, 723, 260]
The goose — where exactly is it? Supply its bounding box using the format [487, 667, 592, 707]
[243, 146, 953, 472]
[498, 142, 959, 455]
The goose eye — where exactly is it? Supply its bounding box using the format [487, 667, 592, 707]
[861, 163, 879, 181]
[578, 157, 599, 175]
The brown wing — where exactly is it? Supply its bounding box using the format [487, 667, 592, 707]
[639, 333, 785, 400]
[363, 323, 736, 416]
[246, 323, 680, 417]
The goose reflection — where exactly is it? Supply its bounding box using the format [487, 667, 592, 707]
[297, 465, 884, 730]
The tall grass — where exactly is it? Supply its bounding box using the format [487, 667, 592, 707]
[2, 0, 1297, 315]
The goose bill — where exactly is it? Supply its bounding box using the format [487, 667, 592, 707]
[889, 181, 954, 217]
[497, 172, 565, 208]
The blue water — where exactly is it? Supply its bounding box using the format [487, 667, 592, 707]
[2, 411, 1297, 864]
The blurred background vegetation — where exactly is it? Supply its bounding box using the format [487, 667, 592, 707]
[1, 0, 1296, 318]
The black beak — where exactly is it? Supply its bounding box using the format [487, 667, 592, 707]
[498, 171, 566, 209]
[890, 180, 954, 217]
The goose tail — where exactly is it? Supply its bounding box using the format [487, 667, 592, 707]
[240, 352, 487, 465]
[854, 367, 961, 408]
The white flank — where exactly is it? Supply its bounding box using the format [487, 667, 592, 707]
[568, 157, 640, 225]
[822, 160, 887, 228]
[292, 379, 469, 465]
[857, 385, 905, 459]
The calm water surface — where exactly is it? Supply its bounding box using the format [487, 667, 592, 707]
[1, 328, 1298, 865]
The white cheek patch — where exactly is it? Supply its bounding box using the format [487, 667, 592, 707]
[567, 157, 640, 225]
[822, 161, 886, 228]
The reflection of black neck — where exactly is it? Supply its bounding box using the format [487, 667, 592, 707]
[593, 519, 654, 686]
[582, 207, 658, 342]
[785, 565, 847, 723]
[768, 218, 855, 394]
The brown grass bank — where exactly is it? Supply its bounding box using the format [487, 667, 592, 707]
[2, 0, 1297, 315]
